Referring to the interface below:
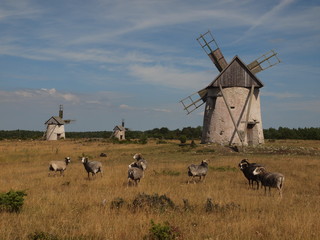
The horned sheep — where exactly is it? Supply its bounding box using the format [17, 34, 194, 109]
[238, 159, 263, 189]
[81, 157, 103, 179]
[187, 160, 209, 184]
[129, 153, 148, 171]
[48, 157, 71, 176]
[253, 166, 285, 197]
[127, 153, 147, 186]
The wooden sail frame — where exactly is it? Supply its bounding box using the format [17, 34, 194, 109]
[180, 89, 207, 114]
[247, 50, 280, 74]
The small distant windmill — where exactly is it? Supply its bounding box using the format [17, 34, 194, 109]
[44, 105, 75, 140]
[180, 31, 280, 146]
[111, 119, 126, 140]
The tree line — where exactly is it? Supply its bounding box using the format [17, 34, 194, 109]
[0, 127, 320, 140]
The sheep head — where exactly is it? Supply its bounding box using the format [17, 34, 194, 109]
[238, 159, 249, 169]
[201, 159, 209, 165]
[65, 157, 71, 164]
[253, 166, 266, 175]
[81, 157, 89, 163]
[133, 153, 143, 161]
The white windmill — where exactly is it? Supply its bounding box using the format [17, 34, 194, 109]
[44, 105, 75, 140]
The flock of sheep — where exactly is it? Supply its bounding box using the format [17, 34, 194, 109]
[48, 154, 284, 197]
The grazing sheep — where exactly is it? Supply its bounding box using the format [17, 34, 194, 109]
[238, 159, 262, 189]
[253, 166, 285, 197]
[187, 160, 209, 184]
[127, 160, 147, 186]
[129, 153, 148, 171]
[81, 157, 103, 179]
[48, 157, 71, 176]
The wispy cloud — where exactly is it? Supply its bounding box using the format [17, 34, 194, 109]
[128, 64, 211, 90]
[0, 88, 80, 103]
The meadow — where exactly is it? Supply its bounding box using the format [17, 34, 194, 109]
[0, 139, 319, 239]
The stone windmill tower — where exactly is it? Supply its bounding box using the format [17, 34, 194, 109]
[44, 105, 75, 140]
[180, 31, 280, 146]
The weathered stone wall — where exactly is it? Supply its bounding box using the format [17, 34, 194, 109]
[46, 125, 66, 140]
[201, 87, 264, 146]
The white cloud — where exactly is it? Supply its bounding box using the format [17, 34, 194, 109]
[153, 108, 172, 113]
[0, 88, 80, 104]
[119, 104, 134, 110]
[128, 64, 211, 90]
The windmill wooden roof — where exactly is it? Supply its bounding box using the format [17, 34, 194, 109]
[45, 116, 65, 125]
[113, 125, 125, 131]
[206, 56, 264, 88]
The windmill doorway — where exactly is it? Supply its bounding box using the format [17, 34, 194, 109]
[247, 123, 257, 146]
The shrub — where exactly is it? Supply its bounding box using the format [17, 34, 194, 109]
[179, 135, 187, 144]
[0, 190, 27, 213]
[139, 135, 148, 144]
[28, 231, 59, 240]
[110, 197, 126, 210]
[190, 140, 197, 148]
[131, 193, 175, 213]
[144, 220, 182, 240]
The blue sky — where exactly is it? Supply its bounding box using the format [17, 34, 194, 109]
[1, 0, 319, 131]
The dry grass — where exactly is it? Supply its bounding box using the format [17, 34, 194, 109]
[0, 139, 320, 239]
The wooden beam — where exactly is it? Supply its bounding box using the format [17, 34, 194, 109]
[243, 85, 255, 143]
[219, 84, 244, 147]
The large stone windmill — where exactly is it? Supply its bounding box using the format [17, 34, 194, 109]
[180, 31, 280, 146]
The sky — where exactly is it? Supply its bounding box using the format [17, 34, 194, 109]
[0, 0, 319, 132]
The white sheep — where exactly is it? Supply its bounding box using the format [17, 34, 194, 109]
[81, 157, 103, 179]
[127, 153, 148, 186]
[127, 161, 147, 186]
[48, 157, 71, 177]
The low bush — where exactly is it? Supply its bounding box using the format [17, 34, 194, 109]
[131, 193, 176, 213]
[28, 231, 59, 240]
[144, 220, 182, 240]
[0, 190, 27, 213]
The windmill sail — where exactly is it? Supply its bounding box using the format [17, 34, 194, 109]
[63, 119, 76, 124]
[180, 89, 207, 114]
[247, 50, 280, 74]
[197, 31, 228, 72]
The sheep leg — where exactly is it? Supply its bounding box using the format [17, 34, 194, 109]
[202, 175, 206, 182]
[277, 185, 283, 198]
[187, 177, 192, 184]
[254, 180, 259, 190]
[279, 189, 282, 198]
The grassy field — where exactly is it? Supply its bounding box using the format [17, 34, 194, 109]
[0, 139, 319, 239]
